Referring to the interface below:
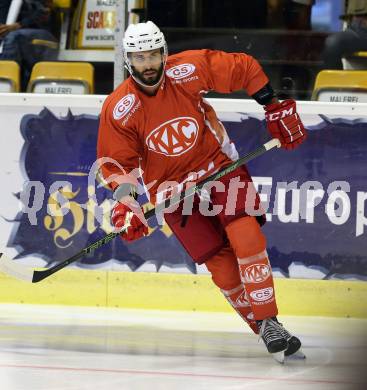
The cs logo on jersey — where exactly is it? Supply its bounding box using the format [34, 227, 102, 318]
[166, 63, 196, 80]
[146, 117, 199, 156]
[113, 94, 136, 120]
[250, 287, 274, 302]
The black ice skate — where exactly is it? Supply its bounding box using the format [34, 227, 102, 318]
[276, 319, 305, 360]
[257, 317, 288, 363]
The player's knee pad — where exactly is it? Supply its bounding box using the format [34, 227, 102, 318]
[225, 216, 266, 260]
[205, 245, 241, 291]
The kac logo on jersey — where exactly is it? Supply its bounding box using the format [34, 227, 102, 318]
[166, 63, 196, 80]
[242, 263, 271, 284]
[146, 117, 199, 156]
[113, 94, 136, 120]
[236, 290, 251, 308]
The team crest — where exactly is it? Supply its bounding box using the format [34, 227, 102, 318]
[242, 263, 271, 284]
[146, 117, 199, 156]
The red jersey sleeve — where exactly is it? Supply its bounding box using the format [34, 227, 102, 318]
[97, 97, 142, 191]
[198, 49, 269, 96]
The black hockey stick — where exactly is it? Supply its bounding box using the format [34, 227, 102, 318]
[0, 138, 280, 283]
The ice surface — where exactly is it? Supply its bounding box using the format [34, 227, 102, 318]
[0, 304, 366, 390]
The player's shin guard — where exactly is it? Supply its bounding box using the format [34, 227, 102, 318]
[237, 250, 278, 320]
[225, 217, 278, 321]
[221, 284, 258, 334]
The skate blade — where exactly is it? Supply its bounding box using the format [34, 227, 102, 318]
[285, 349, 306, 360]
[271, 351, 285, 364]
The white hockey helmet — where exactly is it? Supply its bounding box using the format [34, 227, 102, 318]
[123, 21, 168, 88]
[123, 21, 166, 53]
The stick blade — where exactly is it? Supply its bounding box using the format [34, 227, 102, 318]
[0, 253, 34, 282]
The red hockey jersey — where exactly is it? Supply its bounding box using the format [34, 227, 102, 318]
[97, 49, 268, 204]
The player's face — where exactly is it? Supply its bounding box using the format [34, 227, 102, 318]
[129, 49, 164, 86]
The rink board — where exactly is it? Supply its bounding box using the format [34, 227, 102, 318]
[0, 94, 366, 318]
[0, 269, 366, 318]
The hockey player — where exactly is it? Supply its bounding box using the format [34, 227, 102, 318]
[97, 21, 307, 362]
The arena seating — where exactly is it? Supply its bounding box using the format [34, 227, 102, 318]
[312, 69, 367, 103]
[0, 61, 20, 92]
[27, 61, 94, 94]
[342, 51, 367, 70]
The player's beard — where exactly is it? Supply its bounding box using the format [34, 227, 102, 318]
[132, 63, 164, 86]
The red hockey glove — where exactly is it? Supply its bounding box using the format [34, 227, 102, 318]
[111, 202, 148, 242]
[265, 99, 307, 150]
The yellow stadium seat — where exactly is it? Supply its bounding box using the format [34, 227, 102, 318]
[53, 0, 72, 7]
[0, 61, 20, 92]
[353, 51, 367, 58]
[31, 39, 59, 50]
[342, 51, 367, 70]
[27, 62, 94, 94]
[312, 70, 367, 103]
